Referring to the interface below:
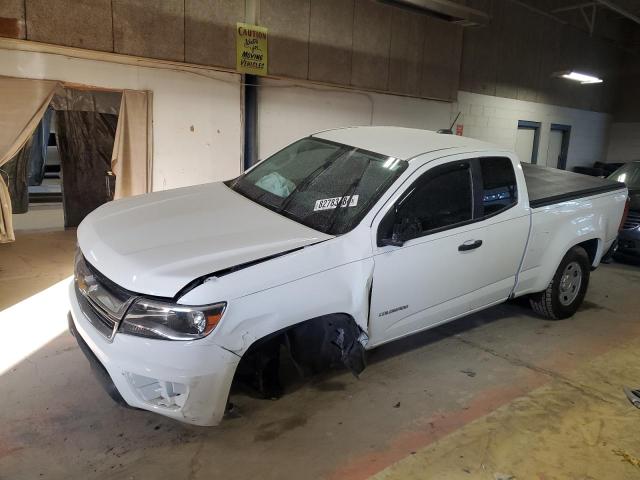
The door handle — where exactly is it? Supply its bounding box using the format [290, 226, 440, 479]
[458, 239, 483, 252]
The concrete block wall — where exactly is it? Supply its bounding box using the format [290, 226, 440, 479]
[454, 92, 611, 169]
[257, 82, 612, 171]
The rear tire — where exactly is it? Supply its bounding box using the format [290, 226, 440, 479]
[529, 246, 590, 320]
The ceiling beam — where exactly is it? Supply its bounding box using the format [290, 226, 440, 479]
[552, 2, 596, 14]
[506, 0, 567, 25]
[384, 0, 491, 26]
[596, 0, 640, 26]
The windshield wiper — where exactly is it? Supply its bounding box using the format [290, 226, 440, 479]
[276, 149, 347, 214]
[326, 158, 371, 234]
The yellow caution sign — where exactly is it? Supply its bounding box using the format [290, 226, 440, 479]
[236, 23, 268, 76]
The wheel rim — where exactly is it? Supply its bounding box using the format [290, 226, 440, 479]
[559, 261, 583, 306]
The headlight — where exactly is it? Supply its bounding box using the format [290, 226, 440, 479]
[120, 298, 226, 341]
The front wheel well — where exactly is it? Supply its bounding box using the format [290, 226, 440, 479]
[231, 313, 367, 399]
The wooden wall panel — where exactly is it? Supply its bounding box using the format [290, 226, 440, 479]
[421, 17, 462, 101]
[259, 0, 310, 79]
[388, 8, 425, 96]
[113, 0, 185, 62]
[613, 53, 640, 122]
[494, 1, 519, 100]
[351, 0, 392, 91]
[308, 0, 354, 85]
[26, 0, 112, 51]
[0, 0, 25, 39]
[185, 0, 245, 69]
[461, 4, 498, 96]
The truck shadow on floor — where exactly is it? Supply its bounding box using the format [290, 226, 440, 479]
[230, 301, 539, 401]
[366, 302, 528, 366]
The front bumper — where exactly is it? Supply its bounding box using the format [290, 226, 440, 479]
[68, 282, 240, 426]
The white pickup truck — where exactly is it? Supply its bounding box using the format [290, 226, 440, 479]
[69, 127, 628, 426]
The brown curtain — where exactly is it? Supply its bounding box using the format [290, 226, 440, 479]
[111, 90, 152, 198]
[57, 111, 119, 227]
[0, 76, 60, 243]
[52, 88, 122, 228]
[3, 137, 34, 214]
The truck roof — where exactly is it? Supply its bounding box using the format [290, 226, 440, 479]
[313, 126, 499, 160]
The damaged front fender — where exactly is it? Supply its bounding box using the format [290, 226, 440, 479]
[234, 314, 368, 399]
[286, 314, 367, 376]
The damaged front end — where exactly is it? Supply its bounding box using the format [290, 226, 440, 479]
[233, 314, 368, 399]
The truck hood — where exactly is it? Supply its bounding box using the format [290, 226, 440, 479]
[77, 182, 333, 298]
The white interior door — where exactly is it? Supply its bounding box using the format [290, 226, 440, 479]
[515, 128, 535, 163]
[547, 129, 564, 169]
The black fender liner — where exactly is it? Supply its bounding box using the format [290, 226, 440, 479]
[233, 314, 367, 399]
[286, 313, 366, 376]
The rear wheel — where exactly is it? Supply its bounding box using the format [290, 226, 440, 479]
[529, 246, 590, 320]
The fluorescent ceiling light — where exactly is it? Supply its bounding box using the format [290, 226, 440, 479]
[560, 71, 603, 84]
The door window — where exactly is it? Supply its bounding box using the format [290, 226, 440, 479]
[479, 157, 518, 217]
[380, 161, 473, 243]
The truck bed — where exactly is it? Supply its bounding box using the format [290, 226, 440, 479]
[522, 163, 626, 209]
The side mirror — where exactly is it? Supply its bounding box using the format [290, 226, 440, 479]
[379, 223, 405, 247]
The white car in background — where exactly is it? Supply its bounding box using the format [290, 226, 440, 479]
[69, 127, 628, 426]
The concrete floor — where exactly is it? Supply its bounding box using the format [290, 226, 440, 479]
[1, 230, 640, 479]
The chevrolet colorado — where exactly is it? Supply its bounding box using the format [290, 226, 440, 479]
[68, 127, 628, 425]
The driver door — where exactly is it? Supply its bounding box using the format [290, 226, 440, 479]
[368, 158, 491, 346]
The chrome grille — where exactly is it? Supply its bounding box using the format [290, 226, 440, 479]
[623, 210, 640, 230]
[74, 251, 136, 341]
[75, 283, 119, 339]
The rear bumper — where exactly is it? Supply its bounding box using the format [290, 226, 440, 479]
[68, 282, 240, 426]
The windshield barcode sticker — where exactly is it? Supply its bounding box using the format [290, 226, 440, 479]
[314, 195, 359, 211]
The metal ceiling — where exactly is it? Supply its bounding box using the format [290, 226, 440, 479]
[552, 1, 640, 33]
[511, 0, 640, 51]
[382, 0, 640, 52]
[380, 0, 491, 26]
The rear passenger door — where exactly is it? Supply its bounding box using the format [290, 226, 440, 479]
[368, 155, 529, 346]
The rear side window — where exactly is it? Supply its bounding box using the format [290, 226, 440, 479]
[480, 157, 518, 216]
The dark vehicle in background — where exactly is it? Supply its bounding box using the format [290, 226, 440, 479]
[574, 161, 624, 177]
[609, 161, 640, 258]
